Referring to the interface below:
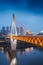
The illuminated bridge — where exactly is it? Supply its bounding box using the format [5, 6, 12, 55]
[5, 14, 43, 50]
[6, 35, 43, 48]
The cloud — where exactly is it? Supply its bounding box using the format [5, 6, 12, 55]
[0, 0, 43, 14]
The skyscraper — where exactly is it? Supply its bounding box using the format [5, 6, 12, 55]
[6, 26, 9, 34]
[2, 26, 6, 35]
[10, 26, 11, 33]
[16, 27, 19, 35]
[20, 26, 24, 35]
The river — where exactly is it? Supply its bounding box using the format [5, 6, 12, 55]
[0, 47, 43, 65]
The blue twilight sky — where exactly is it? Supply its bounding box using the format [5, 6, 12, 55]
[0, 0, 43, 33]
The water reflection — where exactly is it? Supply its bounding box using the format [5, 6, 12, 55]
[17, 47, 43, 65]
[0, 47, 43, 65]
[0, 51, 10, 65]
[17, 47, 34, 55]
[25, 47, 33, 52]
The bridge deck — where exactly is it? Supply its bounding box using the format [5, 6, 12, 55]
[6, 35, 43, 48]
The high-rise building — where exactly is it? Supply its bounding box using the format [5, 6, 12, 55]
[20, 26, 24, 35]
[2, 26, 5, 31]
[6, 26, 9, 34]
[16, 27, 19, 35]
[10, 26, 11, 32]
[2, 26, 6, 35]
[6, 26, 9, 31]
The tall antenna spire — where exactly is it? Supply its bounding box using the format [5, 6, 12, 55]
[12, 13, 16, 24]
[13, 14, 15, 19]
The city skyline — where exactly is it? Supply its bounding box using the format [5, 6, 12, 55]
[0, 0, 43, 33]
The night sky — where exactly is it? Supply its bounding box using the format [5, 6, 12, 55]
[0, 0, 43, 33]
